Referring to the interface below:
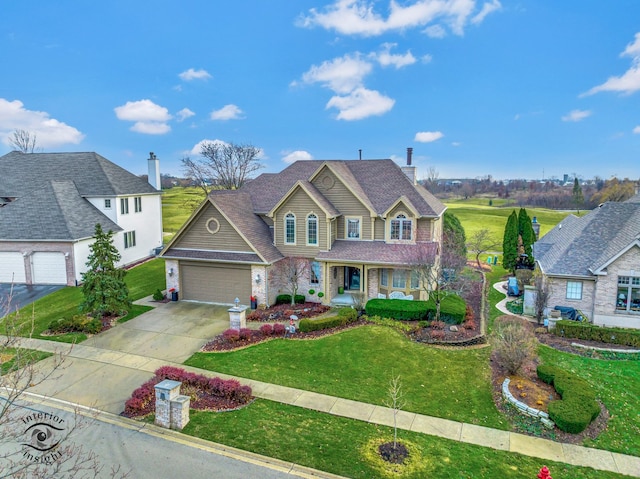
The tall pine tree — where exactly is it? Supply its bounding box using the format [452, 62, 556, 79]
[81, 224, 131, 318]
[518, 208, 536, 267]
[502, 210, 519, 273]
[572, 177, 584, 213]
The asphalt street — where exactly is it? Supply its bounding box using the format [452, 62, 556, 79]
[0, 283, 64, 316]
[0, 397, 299, 479]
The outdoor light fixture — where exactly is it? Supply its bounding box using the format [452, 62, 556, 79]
[168, 268, 174, 277]
[234, 297, 240, 308]
[255, 273, 261, 284]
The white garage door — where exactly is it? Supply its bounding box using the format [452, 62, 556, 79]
[0, 252, 27, 283]
[32, 252, 68, 285]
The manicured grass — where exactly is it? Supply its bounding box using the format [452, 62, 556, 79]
[444, 199, 579, 249]
[183, 399, 627, 479]
[185, 325, 508, 430]
[162, 186, 205, 234]
[7, 258, 164, 342]
[0, 348, 52, 375]
[538, 345, 640, 457]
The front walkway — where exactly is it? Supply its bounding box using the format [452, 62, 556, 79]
[8, 296, 640, 478]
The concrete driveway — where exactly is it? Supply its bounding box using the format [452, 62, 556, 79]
[27, 299, 232, 414]
[0, 283, 65, 315]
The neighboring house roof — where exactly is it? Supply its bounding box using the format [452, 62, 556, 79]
[0, 151, 153, 241]
[246, 159, 446, 218]
[316, 240, 438, 266]
[534, 198, 640, 277]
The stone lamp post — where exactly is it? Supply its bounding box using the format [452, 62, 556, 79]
[228, 297, 247, 331]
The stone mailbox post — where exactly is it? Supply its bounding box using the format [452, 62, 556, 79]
[154, 379, 190, 430]
[228, 298, 247, 331]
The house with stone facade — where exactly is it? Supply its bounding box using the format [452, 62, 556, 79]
[0, 151, 163, 286]
[534, 192, 640, 329]
[161, 151, 446, 307]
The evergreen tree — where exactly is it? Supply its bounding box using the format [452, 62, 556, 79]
[502, 210, 519, 273]
[81, 224, 131, 318]
[518, 208, 536, 267]
[443, 211, 467, 259]
[572, 177, 584, 212]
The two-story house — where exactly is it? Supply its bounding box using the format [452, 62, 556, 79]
[534, 192, 640, 329]
[161, 151, 446, 306]
[0, 151, 163, 286]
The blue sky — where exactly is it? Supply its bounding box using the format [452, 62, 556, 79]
[1, 1, 639, 181]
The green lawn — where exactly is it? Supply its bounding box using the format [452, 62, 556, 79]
[183, 399, 628, 479]
[162, 186, 205, 235]
[7, 258, 164, 343]
[185, 325, 508, 430]
[1, 348, 52, 375]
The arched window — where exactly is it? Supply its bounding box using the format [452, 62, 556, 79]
[285, 213, 296, 244]
[390, 214, 412, 240]
[307, 213, 318, 245]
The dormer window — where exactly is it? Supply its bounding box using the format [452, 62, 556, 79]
[390, 214, 412, 240]
[346, 217, 361, 239]
[285, 213, 296, 244]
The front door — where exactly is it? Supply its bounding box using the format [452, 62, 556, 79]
[344, 266, 360, 291]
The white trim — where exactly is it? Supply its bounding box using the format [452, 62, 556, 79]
[345, 216, 362, 240]
[284, 212, 296, 245]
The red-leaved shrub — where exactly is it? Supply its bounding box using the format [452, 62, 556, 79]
[273, 323, 286, 335]
[222, 329, 240, 342]
[465, 304, 475, 321]
[259, 324, 274, 336]
[463, 319, 476, 330]
[430, 320, 446, 330]
[430, 330, 446, 340]
[238, 328, 253, 341]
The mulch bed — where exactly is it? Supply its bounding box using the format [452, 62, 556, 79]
[246, 302, 330, 322]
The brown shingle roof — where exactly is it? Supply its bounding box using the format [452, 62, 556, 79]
[162, 249, 261, 263]
[316, 240, 438, 265]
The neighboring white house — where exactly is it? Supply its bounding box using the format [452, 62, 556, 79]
[534, 192, 640, 329]
[0, 151, 163, 285]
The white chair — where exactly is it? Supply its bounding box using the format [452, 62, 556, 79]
[403, 295, 414, 301]
[377, 293, 387, 299]
[389, 291, 405, 299]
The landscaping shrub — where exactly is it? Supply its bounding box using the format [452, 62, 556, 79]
[299, 315, 347, 332]
[152, 289, 165, 301]
[273, 323, 286, 335]
[425, 295, 467, 324]
[489, 316, 537, 375]
[275, 294, 305, 305]
[430, 330, 446, 341]
[259, 324, 273, 336]
[48, 314, 102, 334]
[430, 320, 446, 330]
[365, 299, 429, 321]
[222, 329, 240, 342]
[123, 366, 252, 418]
[337, 307, 358, 323]
[463, 319, 476, 330]
[464, 304, 474, 322]
[553, 320, 640, 347]
[536, 364, 600, 434]
[238, 328, 252, 341]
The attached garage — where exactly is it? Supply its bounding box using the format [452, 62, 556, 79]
[180, 262, 251, 304]
[32, 252, 68, 285]
[0, 252, 27, 283]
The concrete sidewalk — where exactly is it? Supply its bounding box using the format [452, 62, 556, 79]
[13, 335, 640, 477]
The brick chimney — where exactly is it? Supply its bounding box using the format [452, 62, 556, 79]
[400, 147, 417, 185]
[148, 152, 161, 190]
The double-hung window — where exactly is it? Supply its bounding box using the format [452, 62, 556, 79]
[566, 281, 582, 300]
[310, 261, 321, 285]
[392, 270, 407, 289]
[390, 214, 412, 240]
[380, 269, 388, 287]
[346, 217, 360, 239]
[285, 213, 296, 244]
[120, 198, 129, 215]
[124, 231, 136, 249]
[617, 276, 640, 313]
[307, 214, 318, 246]
[134, 196, 142, 213]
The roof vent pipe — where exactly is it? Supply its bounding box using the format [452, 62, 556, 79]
[407, 147, 413, 166]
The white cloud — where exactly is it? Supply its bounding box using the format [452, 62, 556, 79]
[326, 87, 395, 120]
[300, 54, 373, 94]
[415, 131, 444, 142]
[372, 43, 416, 69]
[452, 141, 461, 146]
[0, 98, 84, 148]
[584, 32, 640, 96]
[130, 122, 171, 135]
[190, 139, 228, 155]
[633, 125, 640, 134]
[179, 68, 212, 81]
[176, 108, 195, 122]
[471, 0, 501, 25]
[114, 99, 172, 135]
[421, 54, 433, 63]
[298, 0, 500, 37]
[210, 104, 244, 120]
[561, 109, 592, 122]
[282, 150, 314, 164]
[424, 24, 446, 38]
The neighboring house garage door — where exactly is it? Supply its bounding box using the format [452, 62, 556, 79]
[0, 252, 27, 283]
[32, 252, 67, 284]
[180, 262, 251, 304]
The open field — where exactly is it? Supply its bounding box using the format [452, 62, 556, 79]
[162, 187, 205, 237]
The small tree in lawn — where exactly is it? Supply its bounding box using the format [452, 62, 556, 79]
[467, 228, 499, 269]
[81, 224, 131, 319]
[502, 210, 519, 273]
[271, 257, 309, 305]
[384, 374, 406, 451]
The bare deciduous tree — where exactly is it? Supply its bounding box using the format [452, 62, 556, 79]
[467, 228, 499, 269]
[9, 129, 39, 153]
[1, 289, 128, 478]
[181, 141, 263, 194]
[270, 257, 309, 305]
[383, 374, 405, 450]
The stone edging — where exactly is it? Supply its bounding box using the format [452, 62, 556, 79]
[571, 342, 640, 354]
[501, 378, 555, 429]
